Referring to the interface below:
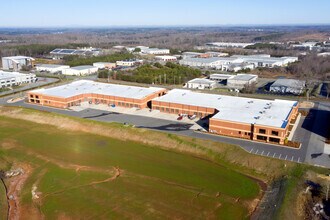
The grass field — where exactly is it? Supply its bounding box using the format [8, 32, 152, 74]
[0, 114, 261, 219]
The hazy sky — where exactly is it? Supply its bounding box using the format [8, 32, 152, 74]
[1, 0, 330, 27]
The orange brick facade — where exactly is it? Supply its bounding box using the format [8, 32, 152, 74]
[27, 89, 166, 109]
[151, 100, 216, 118]
[152, 99, 299, 145]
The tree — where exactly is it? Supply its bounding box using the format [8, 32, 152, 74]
[97, 69, 110, 79]
[133, 48, 141, 53]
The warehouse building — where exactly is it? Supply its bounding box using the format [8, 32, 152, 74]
[0, 71, 37, 88]
[50, 48, 101, 59]
[27, 80, 166, 109]
[1, 56, 35, 71]
[209, 74, 234, 82]
[231, 55, 298, 67]
[116, 59, 143, 67]
[179, 57, 241, 69]
[227, 74, 258, 89]
[143, 48, 170, 55]
[93, 62, 116, 69]
[62, 65, 99, 76]
[221, 62, 255, 72]
[206, 42, 255, 48]
[155, 55, 177, 62]
[184, 78, 217, 90]
[270, 79, 305, 95]
[35, 64, 70, 74]
[152, 89, 298, 144]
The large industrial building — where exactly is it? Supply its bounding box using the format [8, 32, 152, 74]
[49, 48, 101, 59]
[227, 74, 258, 89]
[35, 64, 70, 74]
[27, 80, 299, 145]
[0, 71, 37, 88]
[1, 56, 35, 71]
[62, 65, 99, 76]
[152, 89, 298, 144]
[270, 79, 306, 95]
[179, 54, 298, 70]
[185, 78, 217, 90]
[27, 80, 166, 109]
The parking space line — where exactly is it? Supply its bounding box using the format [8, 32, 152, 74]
[279, 154, 282, 159]
[298, 157, 300, 163]
[273, 153, 276, 158]
[291, 156, 294, 161]
[285, 155, 287, 160]
[255, 149, 258, 154]
[249, 148, 253, 153]
[261, 150, 264, 155]
[267, 152, 270, 156]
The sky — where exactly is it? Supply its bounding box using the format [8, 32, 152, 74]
[0, 0, 330, 27]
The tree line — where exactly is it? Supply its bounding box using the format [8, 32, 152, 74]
[99, 62, 201, 85]
[63, 52, 134, 66]
[0, 43, 89, 57]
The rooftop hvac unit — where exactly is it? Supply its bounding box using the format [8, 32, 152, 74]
[254, 116, 260, 119]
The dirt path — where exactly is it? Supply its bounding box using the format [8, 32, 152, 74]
[6, 164, 32, 220]
[42, 167, 121, 199]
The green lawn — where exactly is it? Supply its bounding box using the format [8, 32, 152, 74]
[0, 116, 260, 219]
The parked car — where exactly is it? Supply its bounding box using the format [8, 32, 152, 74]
[177, 115, 183, 120]
[188, 115, 196, 120]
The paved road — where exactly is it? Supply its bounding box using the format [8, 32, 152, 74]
[0, 77, 59, 97]
[303, 102, 330, 167]
[1, 98, 315, 165]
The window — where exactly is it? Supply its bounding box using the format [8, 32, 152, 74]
[30, 95, 33, 98]
[269, 137, 280, 143]
[256, 135, 267, 141]
[271, 131, 279, 136]
[35, 95, 39, 99]
[259, 129, 266, 134]
[238, 131, 241, 134]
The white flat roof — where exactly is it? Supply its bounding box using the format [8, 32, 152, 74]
[153, 89, 297, 128]
[0, 71, 35, 79]
[36, 64, 69, 68]
[2, 56, 34, 60]
[70, 65, 97, 71]
[188, 78, 216, 84]
[30, 80, 165, 99]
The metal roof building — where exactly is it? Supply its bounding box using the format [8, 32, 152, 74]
[270, 79, 305, 95]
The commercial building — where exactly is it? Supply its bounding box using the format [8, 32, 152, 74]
[152, 89, 298, 144]
[205, 42, 255, 48]
[179, 57, 241, 69]
[27, 80, 166, 109]
[184, 78, 217, 90]
[1, 56, 35, 71]
[155, 56, 177, 62]
[142, 48, 170, 55]
[116, 59, 143, 67]
[50, 48, 101, 59]
[93, 62, 116, 69]
[35, 64, 70, 74]
[62, 65, 99, 76]
[231, 55, 298, 67]
[221, 62, 255, 72]
[270, 79, 305, 95]
[209, 74, 234, 82]
[227, 74, 258, 89]
[0, 71, 37, 88]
